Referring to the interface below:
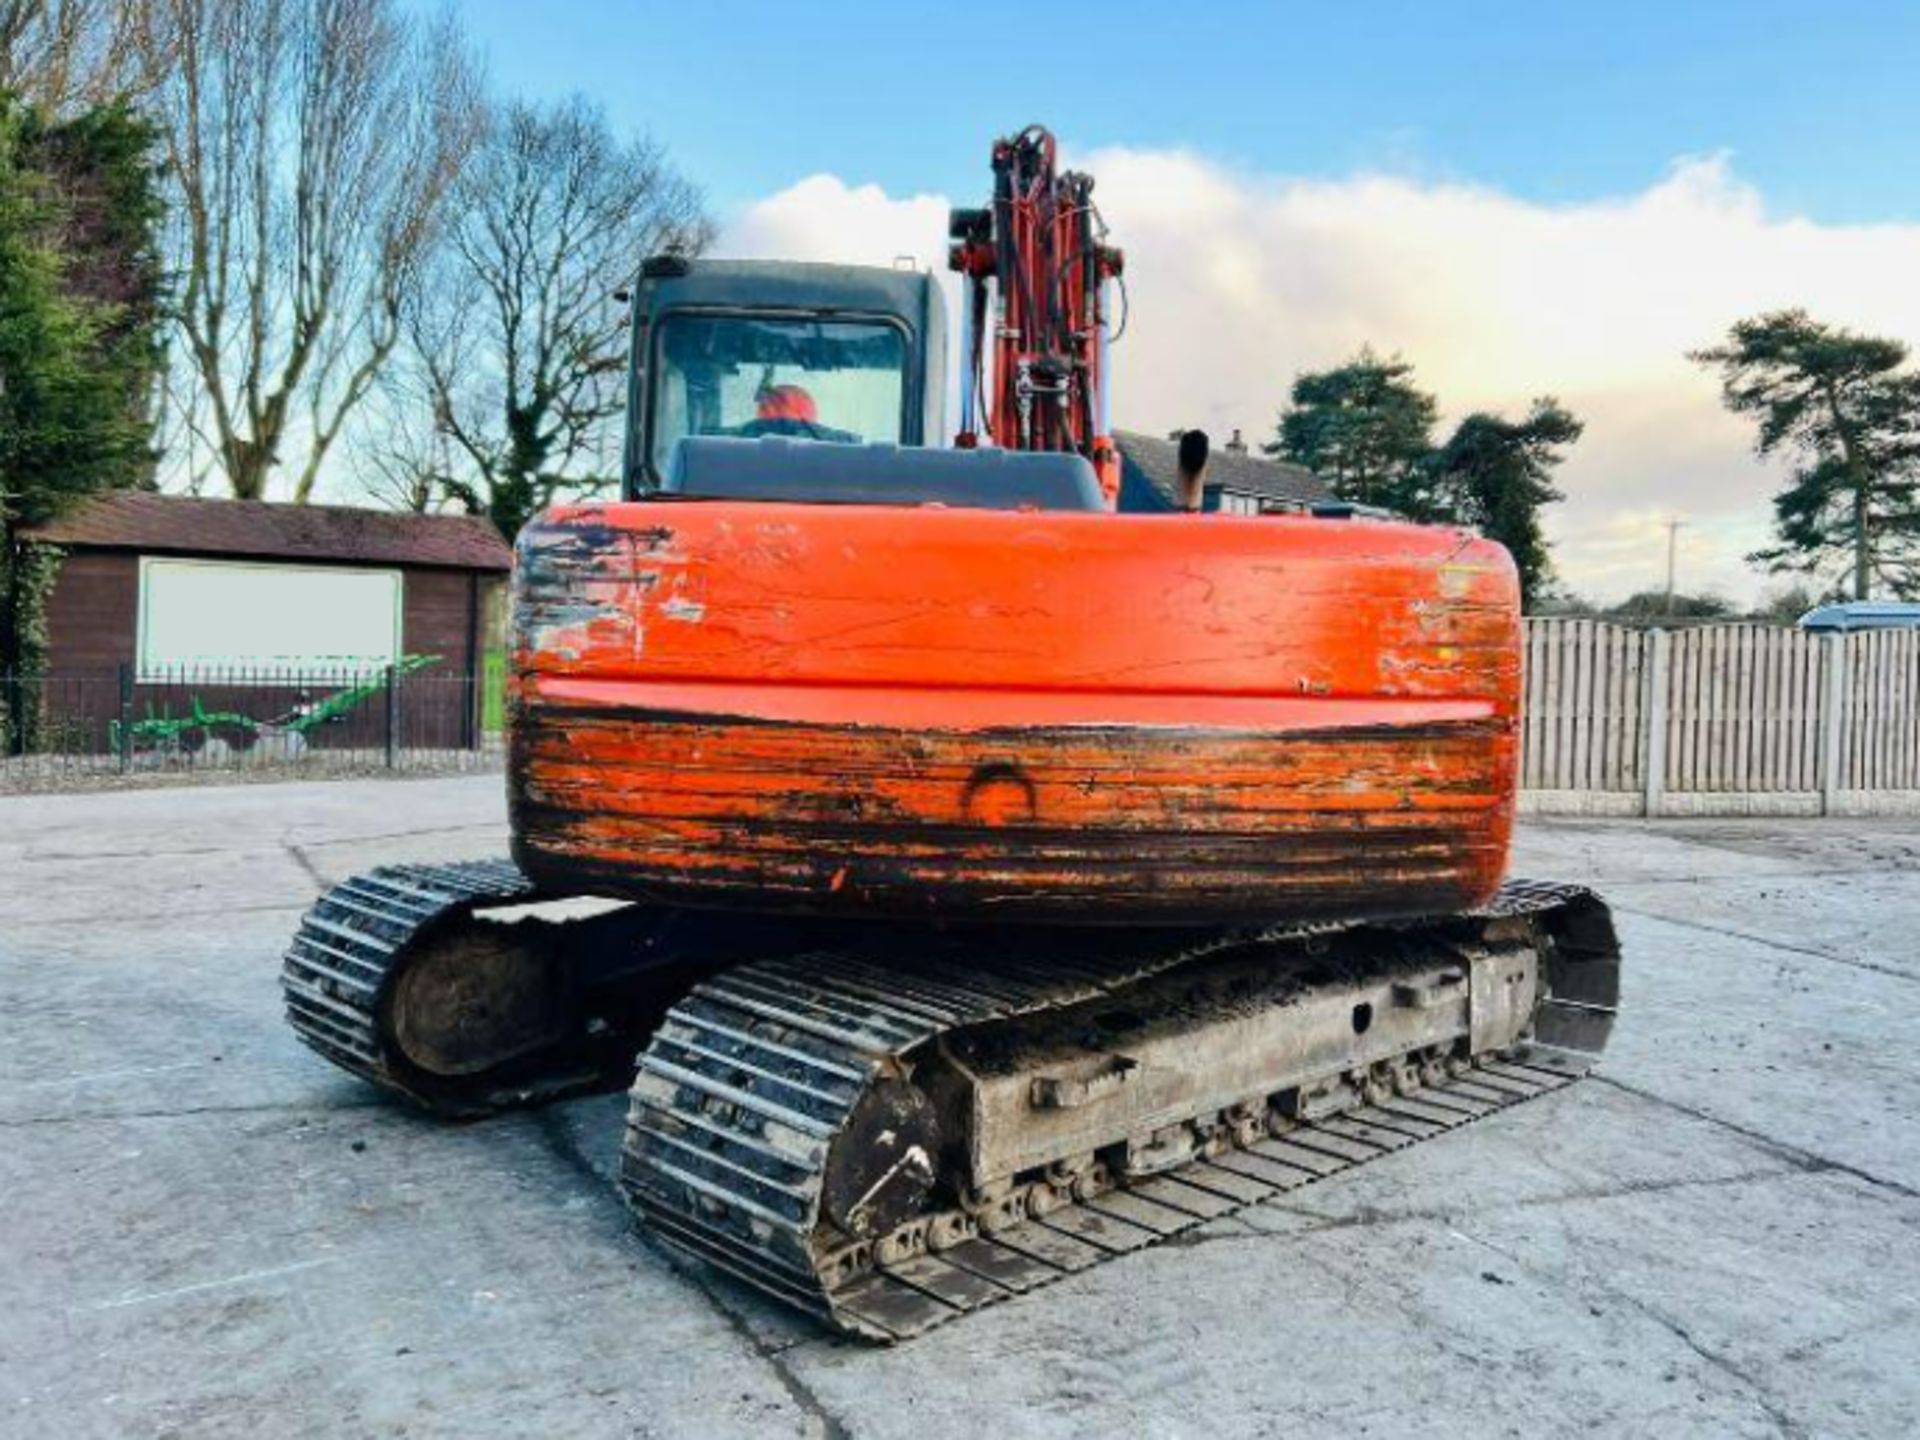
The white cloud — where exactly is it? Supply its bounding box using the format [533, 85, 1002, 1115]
[721, 152, 1920, 604]
[724, 174, 953, 273]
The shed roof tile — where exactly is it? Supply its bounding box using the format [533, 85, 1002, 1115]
[23, 492, 512, 571]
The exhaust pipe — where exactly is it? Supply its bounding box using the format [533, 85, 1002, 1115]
[1177, 429, 1210, 512]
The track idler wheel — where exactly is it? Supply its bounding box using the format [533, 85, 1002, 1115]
[820, 1079, 940, 1241]
[384, 925, 572, 1080]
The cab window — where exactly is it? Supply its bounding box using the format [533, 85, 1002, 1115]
[650, 313, 907, 477]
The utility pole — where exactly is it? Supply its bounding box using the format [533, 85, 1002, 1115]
[1663, 518, 1684, 615]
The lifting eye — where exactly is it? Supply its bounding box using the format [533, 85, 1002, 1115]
[961, 761, 1037, 827]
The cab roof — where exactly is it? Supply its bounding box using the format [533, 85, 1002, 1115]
[636, 257, 940, 319]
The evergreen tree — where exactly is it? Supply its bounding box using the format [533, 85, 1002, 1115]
[24, 98, 165, 483]
[1424, 399, 1584, 612]
[1693, 310, 1920, 600]
[0, 96, 156, 527]
[0, 90, 165, 738]
[1269, 347, 1437, 513]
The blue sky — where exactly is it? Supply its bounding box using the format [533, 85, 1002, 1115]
[452, 0, 1919, 224]
[440, 2, 1920, 602]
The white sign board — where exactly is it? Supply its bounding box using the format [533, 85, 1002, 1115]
[138, 557, 403, 678]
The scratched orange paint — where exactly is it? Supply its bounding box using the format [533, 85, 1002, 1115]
[508, 499, 1520, 925]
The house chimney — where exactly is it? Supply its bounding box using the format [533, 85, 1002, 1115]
[1225, 428, 1247, 455]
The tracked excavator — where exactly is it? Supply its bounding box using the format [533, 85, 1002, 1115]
[283, 126, 1620, 1340]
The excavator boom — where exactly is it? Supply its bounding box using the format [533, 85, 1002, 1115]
[950, 125, 1125, 496]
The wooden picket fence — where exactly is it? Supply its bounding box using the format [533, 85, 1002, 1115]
[1520, 618, 1920, 815]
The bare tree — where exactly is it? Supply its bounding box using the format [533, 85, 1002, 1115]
[137, 0, 482, 501]
[0, 0, 144, 114]
[354, 366, 450, 513]
[402, 95, 712, 537]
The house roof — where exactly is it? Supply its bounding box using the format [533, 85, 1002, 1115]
[1114, 430, 1330, 509]
[22, 492, 512, 571]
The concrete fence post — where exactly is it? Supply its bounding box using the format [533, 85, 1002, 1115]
[1820, 631, 1848, 815]
[1641, 628, 1670, 818]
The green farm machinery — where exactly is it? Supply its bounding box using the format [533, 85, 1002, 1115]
[111, 655, 440, 761]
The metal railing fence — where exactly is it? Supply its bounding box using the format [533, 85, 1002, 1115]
[2, 662, 503, 788]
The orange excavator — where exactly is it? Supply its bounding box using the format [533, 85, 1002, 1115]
[283, 126, 1619, 1340]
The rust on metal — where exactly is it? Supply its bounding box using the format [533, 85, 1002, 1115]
[385, 923, 569, 1077]
[620, 880, 1621, 1341]
[510, 499, 1520, 924]
[512, 709, 1510, 921]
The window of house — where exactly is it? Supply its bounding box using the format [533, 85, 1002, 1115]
[137, 557, 403, 679]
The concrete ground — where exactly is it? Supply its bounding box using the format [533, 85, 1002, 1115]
[3, 777, 1917, 1440]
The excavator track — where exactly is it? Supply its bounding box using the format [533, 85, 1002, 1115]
[282, 860, 695, 1116]
[620, 879, 1619, 1340]
[281, 859, 905, 1117]
[283, 864, 1619, 1339]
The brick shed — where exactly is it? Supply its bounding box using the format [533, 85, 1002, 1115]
[18, 493, 510, 751]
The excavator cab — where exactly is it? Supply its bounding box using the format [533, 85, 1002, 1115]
[622, 256, 947, 493]
[620, 256, 1105, 512]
